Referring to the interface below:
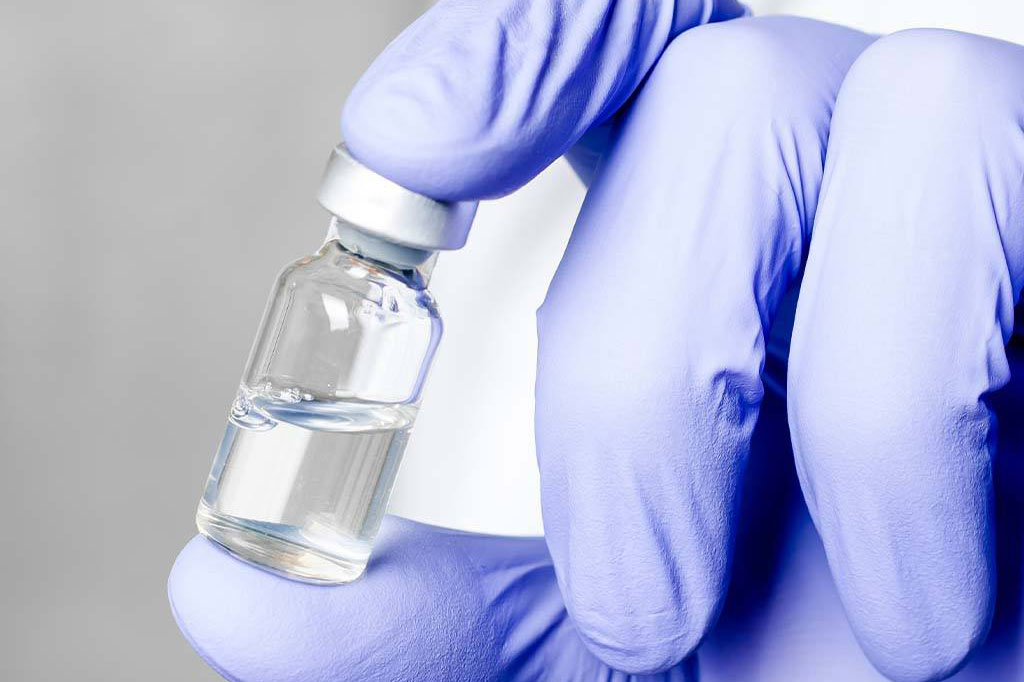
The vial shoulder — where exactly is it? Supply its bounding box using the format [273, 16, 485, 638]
[245, 242, 443, 405]
[272, 242, 440, 321]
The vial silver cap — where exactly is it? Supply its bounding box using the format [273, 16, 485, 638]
[317, 143, 477, 251]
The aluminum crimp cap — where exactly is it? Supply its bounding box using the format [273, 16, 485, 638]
[317, 143, 477, 251]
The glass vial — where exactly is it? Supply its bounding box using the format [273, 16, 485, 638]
[195, 144, 475, 583]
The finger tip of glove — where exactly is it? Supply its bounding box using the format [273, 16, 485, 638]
[852, 597, 993, 682]
[861, 638, 982, 682]
[168, 537, 253, 682]
[571, 618, 706, 675]
[340, 91, 451, 198]
[168, 537, 328, 682]
[167, 526, 506, 681]
[341, 63, 525, 201]
[563, 577, 719, 675]
[167, 536, 218, 633]
[340, 0, 576, 201]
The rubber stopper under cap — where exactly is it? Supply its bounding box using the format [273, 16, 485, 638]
[317, 143, 477, 251]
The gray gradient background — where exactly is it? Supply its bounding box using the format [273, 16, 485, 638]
[3, 1, 1021, 680]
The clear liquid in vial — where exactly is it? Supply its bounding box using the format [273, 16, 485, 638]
[196, 387, 416, 583]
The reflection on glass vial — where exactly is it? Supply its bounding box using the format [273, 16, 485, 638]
[196, 237, 441, 583]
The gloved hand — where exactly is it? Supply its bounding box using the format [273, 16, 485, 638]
[170, 1, 1024, 679]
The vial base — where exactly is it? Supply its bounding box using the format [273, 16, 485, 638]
[196, 502, 368, 584]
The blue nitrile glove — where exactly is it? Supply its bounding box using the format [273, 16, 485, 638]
[170, 4, 1024, 680]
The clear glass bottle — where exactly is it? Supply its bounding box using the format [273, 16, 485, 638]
[196, 144, 475, 583]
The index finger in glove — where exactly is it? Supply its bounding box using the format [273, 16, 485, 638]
[341, 0, 748, 200]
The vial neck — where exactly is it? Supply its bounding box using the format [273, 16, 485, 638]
[325, 217, 436, 284]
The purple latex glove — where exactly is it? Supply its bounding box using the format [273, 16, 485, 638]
[170, 5, 1024, 681]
